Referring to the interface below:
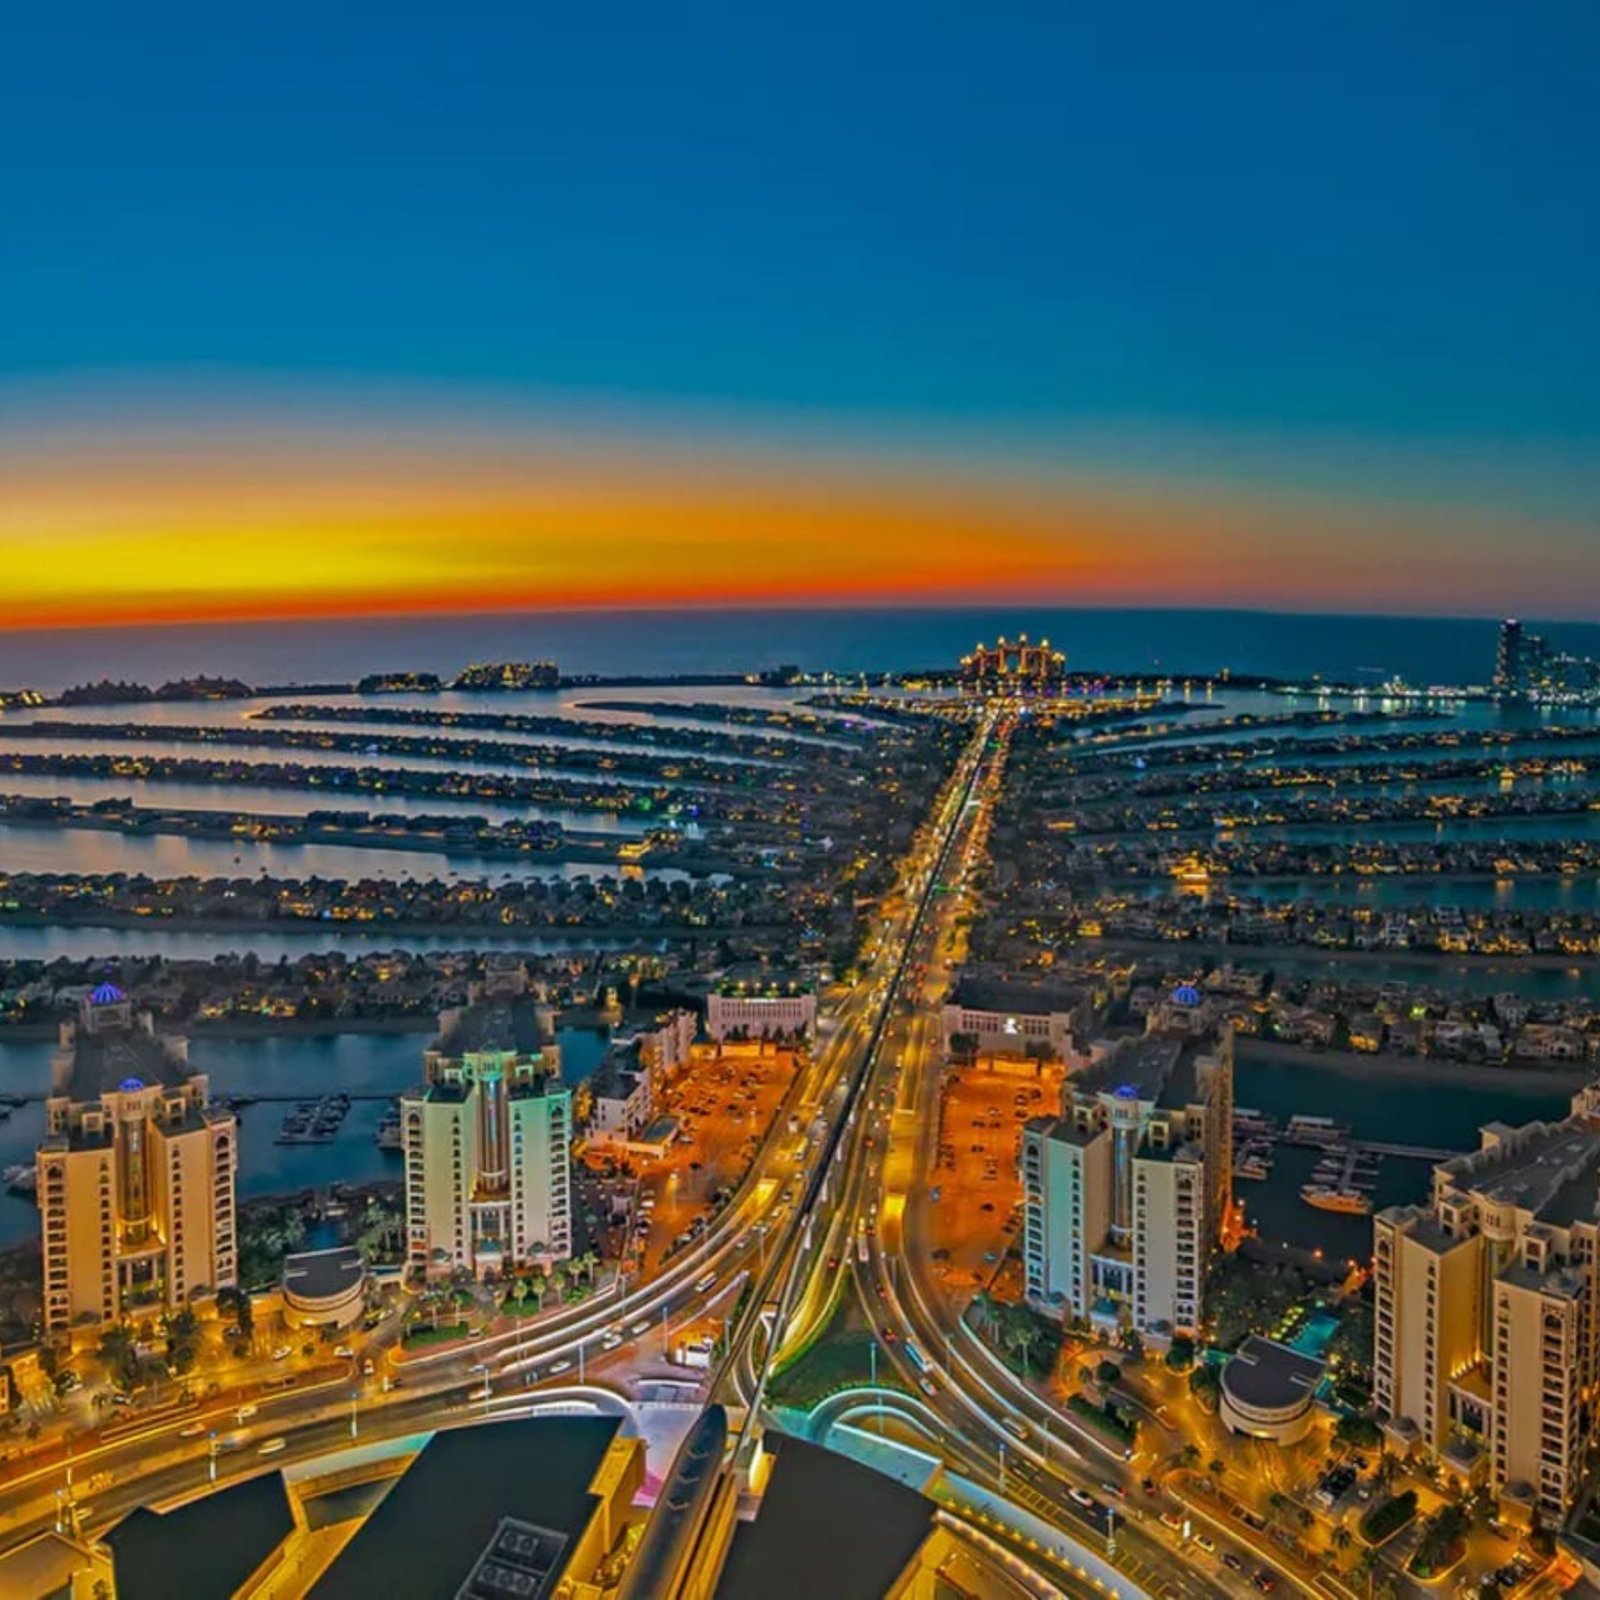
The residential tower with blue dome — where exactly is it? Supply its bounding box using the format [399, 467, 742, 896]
[36, 983, 237, 1338]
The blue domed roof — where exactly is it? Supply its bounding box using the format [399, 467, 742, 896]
[119, 1077, 146, 1093]
[1114, 1083, 1139, 1100]
[1171, 983, 1202, 1007]
[90, 981, 126, 1005]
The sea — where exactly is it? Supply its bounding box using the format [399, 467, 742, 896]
[2, 605, 1595, 693]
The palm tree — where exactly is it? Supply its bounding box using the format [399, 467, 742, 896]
[1355, 1547, 1380, 1597]
[511, 1276, 529, 1322]
[971, 1290, 997, 1339]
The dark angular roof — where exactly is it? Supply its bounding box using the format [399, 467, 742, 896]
[716, 1432, 932, 1600]
[310, 1415, 619, 1599]
[108, 1473, 295, 1600]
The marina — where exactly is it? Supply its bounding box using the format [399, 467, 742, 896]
[1232, 1107, 1465, 1222]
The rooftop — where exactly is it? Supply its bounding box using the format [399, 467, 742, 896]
[62, 1021, 189, 1103]
[435, 996, 550, 1059]
[1220, 1335, 1325, 1415]
[1439, 1117, 1600, 1221]
[309, 1415, 619, 1600]
[108, 1472, 295, 1600]
[1076, 1033, 1198, 1109]
[948, 974, 1085, 1016]
[716, 1432, 933, 1600]
[283, 1245, 366, 1303]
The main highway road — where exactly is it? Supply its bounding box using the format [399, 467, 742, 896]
[0, 703, 994, 1564]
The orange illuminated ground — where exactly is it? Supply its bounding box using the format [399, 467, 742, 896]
[926, 1057, 1066, 1301]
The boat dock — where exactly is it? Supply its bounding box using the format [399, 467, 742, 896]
[274, 1093, 352, 1145]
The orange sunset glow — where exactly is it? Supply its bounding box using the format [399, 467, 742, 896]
[2, 422, 1572, 630]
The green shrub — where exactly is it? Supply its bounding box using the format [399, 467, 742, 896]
[1360, 1489, 1418, 1546]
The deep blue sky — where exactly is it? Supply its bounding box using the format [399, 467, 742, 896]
[4, 3, 1599, 552]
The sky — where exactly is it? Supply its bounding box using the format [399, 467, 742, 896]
[3, 2, 1598, 628]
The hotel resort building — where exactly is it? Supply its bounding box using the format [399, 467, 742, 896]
[38, 984, 238, 1336]
[1020, 1021, 1233, 1339]
[705, 978, 816, 1043]
[401, 959, 572, 1281]
[1373, 1081, 1600, 1523]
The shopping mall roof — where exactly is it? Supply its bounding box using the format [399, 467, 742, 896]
[309, 1415, 620, 1599]
[716, 1432, 933, 1600]
[108, 1473, 295, 1600]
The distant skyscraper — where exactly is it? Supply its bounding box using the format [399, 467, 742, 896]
[402, 958, 572, 1280]
[1494, 619, 1525, 697]
[38, 986, 237, 1335]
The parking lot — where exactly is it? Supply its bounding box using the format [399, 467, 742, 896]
[924, 1060, 1064, 1297]
[628, 1043, 799, 1273]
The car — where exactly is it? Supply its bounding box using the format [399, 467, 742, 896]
[825, 1256, 840, 1272]
[918, 1377, 937, 1397]
[178, 1421, 206, 1438]
[362, 1359, 375, 1377]
[1068, 1487, 1096, 1510]
[548, 1359, 573, 1376]
[258, 1437, 287, 1456]
[1222, 1553, 1245, 1573]
[601, 1333, 624, 1352]
[271, 1347, 291, 1362]
[1100, 1481, 1126, 1500]
[630, 1319, 651, 1336]
[111, 1393, 133, 1408]
[334, 1346, 355, 1359]
[880, 1326, 897, 1344]
[1252, 1572, 1276, 1593]
[1160, 1511, 1184, 1533]
[1194, 1533, 1216, 1554]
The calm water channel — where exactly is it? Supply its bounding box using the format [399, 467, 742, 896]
[0, 1025, 609, 1249]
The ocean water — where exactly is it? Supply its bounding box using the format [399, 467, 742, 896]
[0, 606, 1588, 693]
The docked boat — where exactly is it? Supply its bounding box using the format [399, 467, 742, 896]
[1286, 1114, 1349, 1149]
[4, 1164, 37, 1196]
[1300, 1184, 1372, 1215]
